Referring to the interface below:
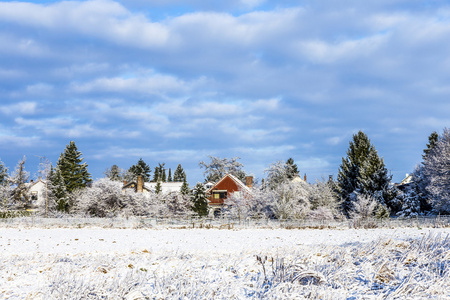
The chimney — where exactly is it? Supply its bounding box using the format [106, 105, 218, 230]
[245, 176, 253, 188]
[303, 174, 307, 182]
[137, 176, 144, 193]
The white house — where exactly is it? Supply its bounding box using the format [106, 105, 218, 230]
[28, 179, 47, 207]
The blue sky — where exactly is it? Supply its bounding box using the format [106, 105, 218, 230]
[1, 0, 449, 185]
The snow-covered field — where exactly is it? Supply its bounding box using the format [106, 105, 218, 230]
[1, 226, 449, 299]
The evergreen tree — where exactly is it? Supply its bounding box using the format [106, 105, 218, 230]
[0, 158, 8, 186]
[423, 128, 450, 214]
[57, 141, 92, 194]
[153, 166, 160, 182]
[173, 164, 186, 182]
[154, 181, 162, 194]
[104, 165, 123, 181]
[423, 131, 439, 160]
[191, 183, 208, 217]
[286, 158, 300, 180]
[128, 158, 151, 182]
[337, 131, 392, 216]
[168, 168, 172, 182]
[180, 178, 190, 196]
[49, 165, 69, 212]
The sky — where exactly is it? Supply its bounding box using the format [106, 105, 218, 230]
[1, 0, 449, 185]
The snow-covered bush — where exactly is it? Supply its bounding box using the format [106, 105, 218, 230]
[269, 180, 311, 219]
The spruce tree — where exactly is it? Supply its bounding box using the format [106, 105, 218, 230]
[57, 141, 92, 193]
[128, 158, 151, 182]
[153, 166, 160, 182]
[191, 183, 208, 217]
[337, 131, 392, 216]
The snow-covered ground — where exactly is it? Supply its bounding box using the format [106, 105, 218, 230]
[1, 226, 449, 299]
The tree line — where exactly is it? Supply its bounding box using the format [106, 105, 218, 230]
[1, 128, 449, 218]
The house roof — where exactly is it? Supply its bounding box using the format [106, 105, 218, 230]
[206, 173, 252, 195]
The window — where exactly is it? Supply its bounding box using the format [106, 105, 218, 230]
[213, 191, 227, 199]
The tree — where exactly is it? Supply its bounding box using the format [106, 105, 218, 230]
[57, 141, 92, 194]
[265, 159, 300, 189]
[153, 163, 166, 182]
[168, 168, 172, 182]
[199, 156, 245, 183]
[423, 128, 450, 214]
[0, 158, 9, 186]
[173, 164, 186, 182]
[180, 178, 190, 196]
[104, 165, 123, 181]
[49, 165, 69, 212]
[423, 131, 439, 160]
[191, 183, 209, 217]
[337, 131, 392, 216]
[286, 158, 300, 180]
[154, 181, 162, 194]
[10, 156, 30, 205]
[128, 158, 151, 182]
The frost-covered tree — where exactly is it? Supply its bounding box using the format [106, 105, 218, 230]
[104, 165, 123, 181]
[165, 192, 192, 217]
[308, 178, 341, 219]
[337, 131, 392, 216]
[10, 156, 30, 205]
[57, 141, 92, 194]
[0, 158, 9, 186]
[423, 128, 450, 214]
[349, 194, 378, 220]
[269, 180, 310, 219]
[423, 131, 439, 160]
[191, 183, 209, 217]
[128, 158, 151, 182]
[199, 156, 245, 183]
[265, 159, 299, 190]
[396, 185, 421, 218]
[73, 178, 125, 217]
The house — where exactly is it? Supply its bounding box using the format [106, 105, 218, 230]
[28, 179, 47, 208]
[206, 174, 254, 213]
[122, 176, 183, 194]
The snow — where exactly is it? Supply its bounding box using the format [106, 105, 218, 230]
[1, 225, 449, 299]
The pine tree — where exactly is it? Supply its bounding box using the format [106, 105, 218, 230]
[128, 158, 151, 182]
[153, 166, 160, 182]
[57, 141, 92, 194]
[191, 183, 208, 217]
[337, 131, 392, 216]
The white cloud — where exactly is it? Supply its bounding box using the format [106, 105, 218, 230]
[0, 102, 38, 115]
